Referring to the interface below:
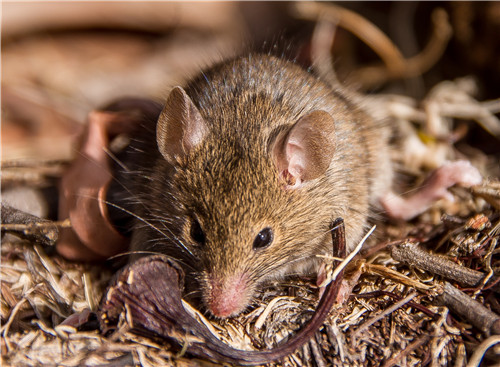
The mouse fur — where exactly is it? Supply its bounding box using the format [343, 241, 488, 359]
[122, 54, 392, 318]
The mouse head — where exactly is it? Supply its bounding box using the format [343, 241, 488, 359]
[156, 86, 336, 318]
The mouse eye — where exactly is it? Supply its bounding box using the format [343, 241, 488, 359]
[190, 219, 205, 245]
[253, 227, 273, 250]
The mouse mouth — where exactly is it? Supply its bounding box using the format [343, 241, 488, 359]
[203, 273, 252, 318]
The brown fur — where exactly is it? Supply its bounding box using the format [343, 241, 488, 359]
[126, 54, 392, 316]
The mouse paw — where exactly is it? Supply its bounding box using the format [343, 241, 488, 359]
[381, 160, 482, 221]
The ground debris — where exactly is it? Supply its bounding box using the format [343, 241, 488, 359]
[97, 220, 346, 366]
[3, 197, 499, 365]
[2, 2, 500, 366]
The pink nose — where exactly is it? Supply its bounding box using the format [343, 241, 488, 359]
[205, 274, 249, 318]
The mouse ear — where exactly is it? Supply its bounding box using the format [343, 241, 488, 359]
[157, 86, 208, 164]
[273, 110, 336, 188]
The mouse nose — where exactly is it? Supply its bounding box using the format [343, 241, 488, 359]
[204, 273, 250, 318]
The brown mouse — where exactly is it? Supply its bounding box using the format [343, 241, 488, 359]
[102, 53, 481, 318]
[116, 54, 392, 318]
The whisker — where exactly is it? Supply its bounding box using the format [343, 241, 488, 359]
[183, 289, 202, 299]
[107, 249, 163, 260]
[307, 221, 343, 243]
[103, 146, 130, 172]
[116, 249, 198, 272]
[74, 193, 194, 257]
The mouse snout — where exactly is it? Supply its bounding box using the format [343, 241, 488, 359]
[203, 273, 251, 318]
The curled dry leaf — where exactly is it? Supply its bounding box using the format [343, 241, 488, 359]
[99, 219, 346, 366]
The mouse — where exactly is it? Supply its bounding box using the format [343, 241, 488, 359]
[64, 53, 481, 318]
[110, 54, 393, 318]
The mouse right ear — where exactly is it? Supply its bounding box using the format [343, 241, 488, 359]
[273, 110, 336, 188]
[157, 86, 208, 164]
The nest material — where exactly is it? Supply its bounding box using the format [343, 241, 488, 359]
[2, 182, 499, 366]
[2, 2, 500, 366]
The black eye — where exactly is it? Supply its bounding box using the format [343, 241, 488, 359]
[190, 219, 205, 245]
[253, 227, 273, 250]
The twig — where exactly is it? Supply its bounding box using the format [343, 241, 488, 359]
[301, 343, 311, 366]
[454, 343, 467, 367]
[351, 292, 417, 341]
[317, 225, 376, 288]
[437, 98, 500, 136]
[482, 98, 500, 114]
[466, 335, 500, 367]
[352, 7, 452, 88]
[1, 202, 70, 246]
[352, 290, 436, 318]
[439, 282, 500, 335]
[254, 296, 295, 330]
[0, 298, 29, 351]
[382, 334, 431, 367]
[1, 159, 69, 169]
[391, 241, 499, 292]
[309, 334, 327, 367]
[473, 234, 498, 297]
[325, 324, 346, 363]
[472, 181, 500, 210]
[363, 263, 433, 291]
[1, 160, 68, 187]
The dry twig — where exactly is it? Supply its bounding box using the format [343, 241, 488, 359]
[1, 202, 70, 246]
[439, 282, 500, 336]
[391, 241, 499, 292]
[350, 292, 418, 343]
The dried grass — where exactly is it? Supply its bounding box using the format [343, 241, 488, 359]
[2, 2, 500, 366]
[2, 180, 499, 366]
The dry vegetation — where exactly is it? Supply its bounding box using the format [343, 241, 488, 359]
[2, 2, 500, 366]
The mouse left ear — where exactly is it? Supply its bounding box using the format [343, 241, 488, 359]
[273, 110, 336, 188]
[157, 86, 208, 164]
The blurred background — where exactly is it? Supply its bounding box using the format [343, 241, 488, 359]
[2, 1, 500, 162]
